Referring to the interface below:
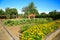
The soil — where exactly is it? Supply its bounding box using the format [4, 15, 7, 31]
[6, 25, 22, 37]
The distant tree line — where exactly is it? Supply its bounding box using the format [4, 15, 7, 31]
[38, 10, 60, 20]
[0, 8, 18, 19]
[22, 2, 60, 20]
[0, 8, 60, 20]
[0, 2, 60, 20]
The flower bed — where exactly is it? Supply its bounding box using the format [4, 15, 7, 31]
[20, 22, 58, 40]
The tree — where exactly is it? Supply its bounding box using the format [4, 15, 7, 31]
[0, 9, 6, 19]
[48, 10, 60, 20]
[49, 10, 57, 20]
[5, 8, 11, 19]
[5, 8, 18, 19]
[40, 12, 47, 18]
[10, 8, 18, 18]
[22, 7, 28, 12]
[0, 9, 5, 15]
[22, 2, 39, 17]
[55, 11, 60, 19]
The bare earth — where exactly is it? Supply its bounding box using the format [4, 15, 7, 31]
[6, 25, 22, 38]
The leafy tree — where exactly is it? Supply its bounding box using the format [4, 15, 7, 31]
[48, 10, 60, 20]
[0, 9, 5, 15]
[55, 12, 60, 19]
[22, 7, 28, 12]
[10, 8, 18, 18]
[40, 12, 47, 18]
[5, 8, 11, 19]
[0, 9, 6, 18]
[5, 8, 18, 19]
[22, 2, 39, 16]
[49, 10, 57, 19]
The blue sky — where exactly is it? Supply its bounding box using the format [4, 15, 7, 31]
[0, 0, 60, 13]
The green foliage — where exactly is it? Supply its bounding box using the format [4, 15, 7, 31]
[48, 10, 60, 20]
[0, 9, 4, 15]
[22, 2, 39, 16]
[20, 22, 58, 40]
[18, 14, 25, 18]
[4, 20, 14, 26]
[3, 18, 53, 26]
[5, 8, 18, 19]
[0, 9, 6, 18]
[20, 24, 31, 33]
[40, 12, 47, 18]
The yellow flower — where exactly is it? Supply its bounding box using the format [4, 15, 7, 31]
[28, 38, 32, 40]
[38, 31, 43, 36]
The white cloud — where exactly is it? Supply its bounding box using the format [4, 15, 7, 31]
[0, 8, 2, 9]
[17, 9, 24, 14]
[57, 10, 60, 12]
[2, 9, 5, 11]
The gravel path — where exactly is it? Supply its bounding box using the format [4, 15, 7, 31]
[0, 20, 19, 40]
[0, 24, 11, 40]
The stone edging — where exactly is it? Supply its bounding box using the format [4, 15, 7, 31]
[44, 29, 60, 40]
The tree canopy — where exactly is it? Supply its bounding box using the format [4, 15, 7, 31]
[0, 8, 18, 19]
[22, 2, 39, 16]
[0, 9, 5, 15]
[48, 10, 60, 20]
[0, 9, 6, 19]
[5, 8, 18, 19]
